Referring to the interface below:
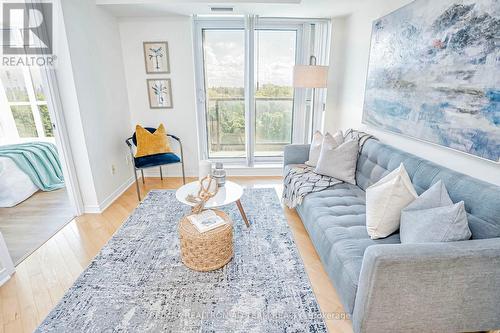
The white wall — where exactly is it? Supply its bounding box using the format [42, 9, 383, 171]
[325, 0, 500, 186]
[59, 0, 134, 211]
[53, 2, 98, 210]
[119, 17, 199, 177]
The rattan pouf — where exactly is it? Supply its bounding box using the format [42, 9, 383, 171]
[178, 210, 233, 272]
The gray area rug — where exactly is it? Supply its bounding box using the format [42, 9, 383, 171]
[36, 188, 326, 332]
[0, 188, 74, 264]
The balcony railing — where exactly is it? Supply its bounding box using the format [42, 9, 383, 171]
[207, 97, 293, 157]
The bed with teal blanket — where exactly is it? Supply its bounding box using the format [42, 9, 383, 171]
[0, 142, 64, 207]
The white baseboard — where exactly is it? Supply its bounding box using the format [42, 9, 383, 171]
[142, 165, 282, 177]
[83, 204, 101, 214]
[225, 165, 283, 176]
[83, 176, 135, 214]
[82, 166, 282, 214]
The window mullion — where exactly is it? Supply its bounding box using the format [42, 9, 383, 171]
[193, 21, 209, 161]
[244, 15, 256, 167]
[0, 80, 19, 141]
[23, 67, 45, 138]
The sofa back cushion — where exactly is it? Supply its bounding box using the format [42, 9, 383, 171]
[356, 139, 500, 239]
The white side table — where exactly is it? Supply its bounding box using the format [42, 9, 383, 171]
[175, 180, 250, 227]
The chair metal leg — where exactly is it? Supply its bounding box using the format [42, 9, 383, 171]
[159, 166, 163, 180]
[133, 169, 141, 201]
[181, 161, 186, 184]
[141, 169, 145, 184]
[178, 138, 186, 185]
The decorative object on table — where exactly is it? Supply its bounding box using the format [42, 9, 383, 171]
[198, 160, 212, 180]
[366, 163, 418, 239]
[177, 180, 251, 228]
[35, 189, 326, 332]
[179, 209, 233, 272]
[185, 176, 218, 214]
[143, 41, 170, 74]
[126, 126, 185, 201]
[400, 181, 471, 244]
[186, 209, 226, 233]
[212, 162, 226, 187]
[363, 0, 500, 162]
[147, 79, 173, 109]
[293, 55, 329, 141]
[134, 124, 172, 158]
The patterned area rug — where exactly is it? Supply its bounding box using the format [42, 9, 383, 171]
[36, 188, 326, 332]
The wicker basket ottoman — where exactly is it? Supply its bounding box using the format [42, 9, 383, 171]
[178, 210, 233, 272]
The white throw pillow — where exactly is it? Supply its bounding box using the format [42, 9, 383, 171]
[305, 131, 343, 167]
[366, 163, 418, 239]
[314, 138, 358, 184]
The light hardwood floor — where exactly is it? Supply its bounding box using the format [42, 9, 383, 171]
[0, 176, 353, 333]
[0, 188, 75, 264]
[4, 177, 494, 333]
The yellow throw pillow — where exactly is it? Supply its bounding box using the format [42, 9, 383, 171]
[135, 124, 173, 158]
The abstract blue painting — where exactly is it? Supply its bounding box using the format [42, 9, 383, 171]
[363, 0, 500, 162]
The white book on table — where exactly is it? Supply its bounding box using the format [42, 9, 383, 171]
[187, 210, 226, 233]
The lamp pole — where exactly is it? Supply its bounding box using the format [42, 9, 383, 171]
[309, 55, 317, 142]
[293, 55, 328, 143]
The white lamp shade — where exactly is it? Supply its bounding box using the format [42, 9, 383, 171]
[293, 65, 329, 88]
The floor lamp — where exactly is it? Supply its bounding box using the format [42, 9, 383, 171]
[293, 56, 328, 141]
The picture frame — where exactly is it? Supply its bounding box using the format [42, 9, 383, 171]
[147, 79, 173, 109]
[143, 41, 170, 74]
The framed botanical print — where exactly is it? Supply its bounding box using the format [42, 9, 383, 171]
[147, 79, 173, 109]
[143, 41, 170, 74]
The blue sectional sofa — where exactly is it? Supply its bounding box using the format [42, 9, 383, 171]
[283, 138, 500, 333]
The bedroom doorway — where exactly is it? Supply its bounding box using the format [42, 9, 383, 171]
[0, 65, 77, 265]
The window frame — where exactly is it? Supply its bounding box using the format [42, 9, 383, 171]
[0, 66, 50, 142]
[194, 17, 244, 165]
[252, 22, 303, 164]
[193, 16, 329, 166]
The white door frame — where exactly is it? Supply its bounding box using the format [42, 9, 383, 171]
[26, 0, 84, 215]
[0, 231, 14, 286]
[41, 67, 84, 215]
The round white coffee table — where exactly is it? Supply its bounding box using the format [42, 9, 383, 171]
[176, 180, 250, 227]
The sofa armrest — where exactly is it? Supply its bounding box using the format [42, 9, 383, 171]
[283, 144, 310, 167]
[353, 239, 500, 333]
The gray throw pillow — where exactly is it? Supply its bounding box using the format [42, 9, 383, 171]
[314, 139, 358, 184]
[400, 181, 472, 244]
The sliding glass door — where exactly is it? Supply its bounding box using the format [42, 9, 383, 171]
[254, 29, 296, 157]
[203, 29, 246, 158]
[195, 18, 304, 164]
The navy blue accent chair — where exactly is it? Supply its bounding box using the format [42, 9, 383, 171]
[126, 127, 185, 201]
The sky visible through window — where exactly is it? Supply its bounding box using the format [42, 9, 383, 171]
[203, 28, 296, 158]
[204, 29, 296, 88]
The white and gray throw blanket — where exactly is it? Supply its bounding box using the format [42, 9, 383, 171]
[283, 165, 342, 208]
[282, 129, 376, 208]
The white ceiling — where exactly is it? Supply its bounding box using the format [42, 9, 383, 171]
[96, 0, 367, 18]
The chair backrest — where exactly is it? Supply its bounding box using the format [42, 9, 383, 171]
[356, 139, 500, 240]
